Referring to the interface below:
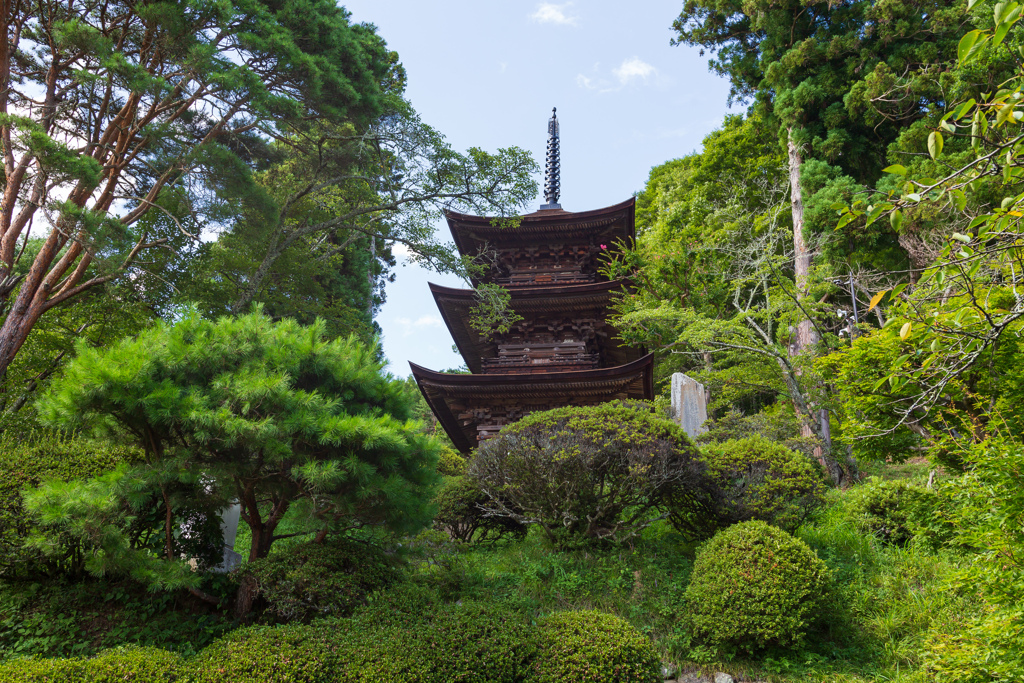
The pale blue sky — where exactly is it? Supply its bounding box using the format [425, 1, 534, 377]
[340, 1, 737, 375]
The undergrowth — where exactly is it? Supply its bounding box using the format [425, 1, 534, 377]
[0, 480, 979, 682]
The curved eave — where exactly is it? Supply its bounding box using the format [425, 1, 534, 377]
[445, 197, 636, 256]
[428, 279, 641, 374]
[409, 354, 655, 453]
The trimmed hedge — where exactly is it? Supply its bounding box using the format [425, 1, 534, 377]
[669, 435, 826, 538]
[0, 645, 181, 682]
[685, 520, 830, 652]
[529, 610, 660, 683]
[436, 447, 467, 476]
[0, 431, 139, 577]
[0, 600, 654, 683]
[183, 622, 340, 683]
[472, 401, 710, 544]
[243, 537, 400, 622]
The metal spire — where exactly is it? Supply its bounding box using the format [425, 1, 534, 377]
[541, 107, 561, 210]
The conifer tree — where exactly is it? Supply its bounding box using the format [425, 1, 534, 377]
[34, 309, 439, 614]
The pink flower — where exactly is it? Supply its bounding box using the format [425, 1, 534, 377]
[600, 244, 607, 250]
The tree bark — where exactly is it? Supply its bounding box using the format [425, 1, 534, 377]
[787, 128, 842, 483]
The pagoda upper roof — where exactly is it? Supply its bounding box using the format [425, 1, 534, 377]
[409, 354, 655, 453]
[445, 197, 636, 258]
[429, 279, 641, 374]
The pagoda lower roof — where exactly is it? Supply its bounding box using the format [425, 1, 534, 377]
[429, 279, 641, 374]
[409, 354, 655, 453]
[445, 197, 635, 258]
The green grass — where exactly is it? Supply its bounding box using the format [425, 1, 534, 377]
[0, 479, 981, 682]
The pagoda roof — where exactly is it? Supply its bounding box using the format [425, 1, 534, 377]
[409, 354, 655, 453]
[445, 197, 636, 258]
[429, 279, 641, 374]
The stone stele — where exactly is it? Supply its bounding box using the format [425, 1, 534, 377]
[670, 373, 708, 439]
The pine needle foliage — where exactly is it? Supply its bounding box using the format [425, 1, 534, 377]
[34, 309, 440, 569]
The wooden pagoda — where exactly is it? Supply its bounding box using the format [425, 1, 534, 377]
[409, 110, 654, 453]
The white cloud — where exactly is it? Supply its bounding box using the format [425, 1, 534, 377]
[394, 315, 445, 336]
[577, 57, 662, 94]
[530, 2, 577, 26]
[613, 57, 657, 85]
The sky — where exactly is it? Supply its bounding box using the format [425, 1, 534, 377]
[339, 1, 738, 376]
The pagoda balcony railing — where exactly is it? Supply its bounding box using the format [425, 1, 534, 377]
[496, 268, 595, 287]
[481, 353, 600, 374]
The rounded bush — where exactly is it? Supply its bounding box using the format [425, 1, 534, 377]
[685, 521, 830, 652]
[432, 476, 527, 543]
[529, 610, 659, 683]
[669, 435, 826, 538]
[846, 477, 936, 546]
[244, 537, 400, 622]
[436, 447, 467, 476]
[0, 645, 181, 682]
[403, 602, 536, 682]
[472, 401, 709, 544]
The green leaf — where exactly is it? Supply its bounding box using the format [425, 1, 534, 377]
[891, 283, 909, 299]
[959, 30, 991, 63]
[959, 30, 983, 62]
[836, 212, 857, 230]
[882, 164, 908, 175]
[890, 209, 904, 231]
[952, 232, 972, 243]
[952, 99, 977, 119]
[997, 103, 1017, 126]
[928, 131, 944, 159]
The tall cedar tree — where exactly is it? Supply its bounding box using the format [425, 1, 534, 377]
[35, 309, 440, 615]
[672, 0, 966, 471]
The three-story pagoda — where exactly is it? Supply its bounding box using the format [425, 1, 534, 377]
[409, 109, 654, 452]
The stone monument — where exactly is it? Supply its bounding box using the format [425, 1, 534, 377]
[671, 373, 708, 439]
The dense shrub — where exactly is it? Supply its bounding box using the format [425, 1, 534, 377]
[183, 622, 340, 683]
[243, 537, 400, 622]
[186, 598, 536, 683]
[436, 447, 467, 476]
[471, 401, 712, 543]
[0, 645, 181, 682]
[529, 610, 660, 683]
[685, 521, 830, 653]
[0, 431, 139, 577]
[432, 476, 527, 543]
[698, 405, 818, 458]
[397, 602, 536, 682]
[846, 477, 937, 546]
[668, 435, 825, 538]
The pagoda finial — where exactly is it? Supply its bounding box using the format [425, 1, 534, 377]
[541, 107, 561, 210]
